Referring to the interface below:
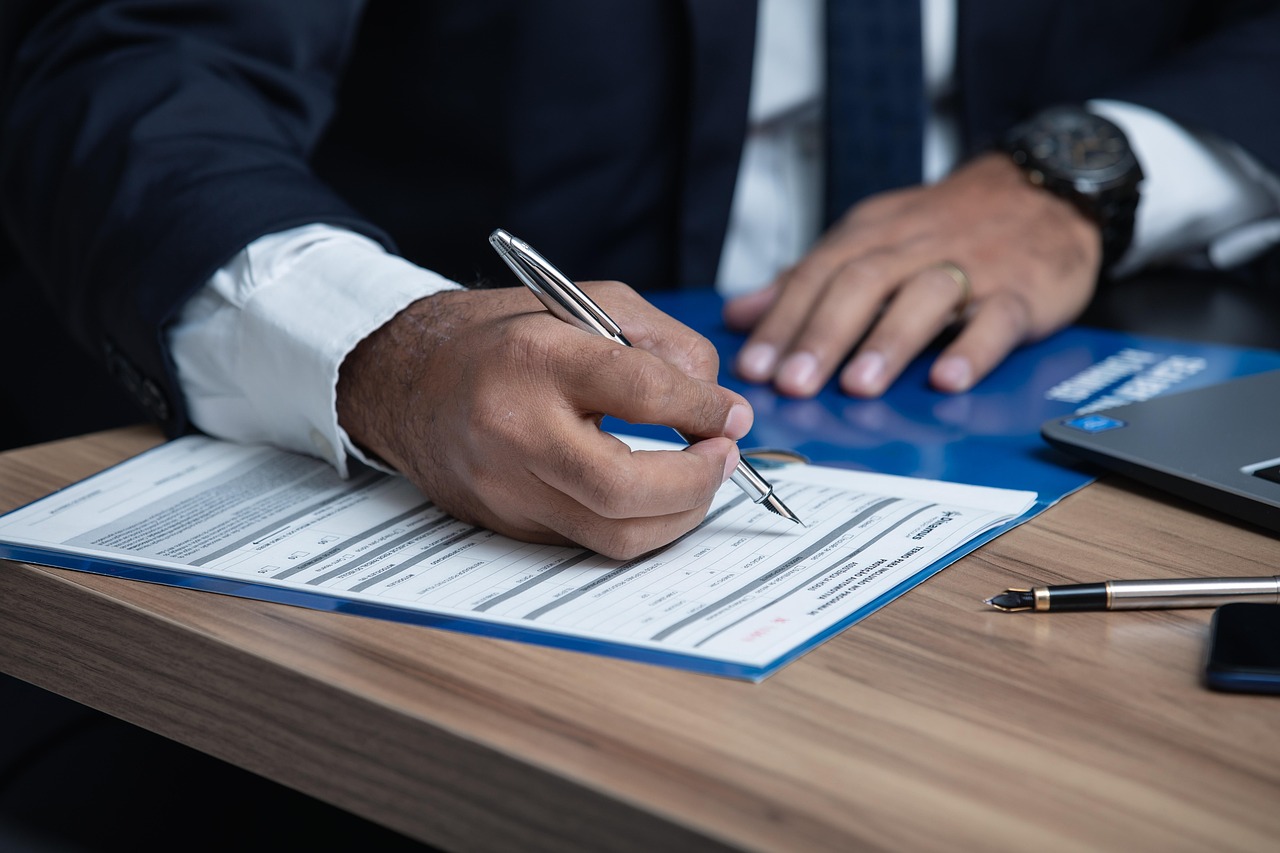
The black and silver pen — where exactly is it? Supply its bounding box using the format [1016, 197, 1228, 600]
[985, 575, 1280, 612]
[488, 228, 803, 526]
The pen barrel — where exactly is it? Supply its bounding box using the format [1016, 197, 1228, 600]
[730, 458, 773, 504]
[1038, 583, 1106, 610]
[677, 429, 772, 505]
[1106, 576, 1280, 609]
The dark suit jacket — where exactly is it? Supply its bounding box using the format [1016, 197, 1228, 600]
[2, 0, 1278, 440]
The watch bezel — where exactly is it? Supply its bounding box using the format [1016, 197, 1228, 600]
[1010, 106, 1141, 191]
[1002, 104, 1145, 268]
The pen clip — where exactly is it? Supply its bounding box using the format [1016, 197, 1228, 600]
[489, 229, 630, 345]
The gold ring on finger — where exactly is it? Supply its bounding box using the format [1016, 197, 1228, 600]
[932, 261, 972, 321]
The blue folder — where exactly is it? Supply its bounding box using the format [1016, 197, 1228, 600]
[623, 290, 1280, 511]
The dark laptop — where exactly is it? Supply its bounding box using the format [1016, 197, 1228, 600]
[1041, 369, 1280, 534]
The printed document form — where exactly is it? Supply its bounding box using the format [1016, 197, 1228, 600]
[0, 436, 1035, 679]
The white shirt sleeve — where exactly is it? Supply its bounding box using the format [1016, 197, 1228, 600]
[1088, 99, 1280, 274]
[168, 223, 461, 477]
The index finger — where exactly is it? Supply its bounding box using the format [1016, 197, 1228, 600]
[563, 337, 755, 442]
[532, 430, 739, 522]
[578, 281, 724, 383]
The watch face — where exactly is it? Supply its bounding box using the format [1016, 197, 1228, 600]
[1021, 108, 1137, 184]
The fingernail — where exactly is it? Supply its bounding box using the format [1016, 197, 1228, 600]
[722, 444, 741, 483]
[846, 351, 885, 394]
[933, 355, 973, 392]
[737, 343, 777, 380]
[778, 352, 820, 395]
[724, 403, 753, 440]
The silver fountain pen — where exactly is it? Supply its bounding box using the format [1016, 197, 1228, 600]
[489, 228, 803, 526]
[985, 575, 1280, 611]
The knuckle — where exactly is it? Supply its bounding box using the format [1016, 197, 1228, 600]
[591, 279, 637, 305]
[780, 261, 829, 295]
[583, 463, 641, 518]
[509, 316, 559, 359]
[469, 398, 525, 449]
[626, 358, 678, 408]
[829, 257, 880, 286]
[830, 254, 892, 293]
[591, 523, 657, 561]
[985, 290, 1034, 333]
[654, 323, 720, 379]
[685, 334, 721, 378]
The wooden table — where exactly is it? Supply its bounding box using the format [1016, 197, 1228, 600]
[1, 426, 1277, 852]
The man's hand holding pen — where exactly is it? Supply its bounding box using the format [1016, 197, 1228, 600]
[336, 282, 751, 560]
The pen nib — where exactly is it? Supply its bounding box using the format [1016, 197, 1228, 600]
[761, 492, 804, 526]
[984, 589, 1034, 611]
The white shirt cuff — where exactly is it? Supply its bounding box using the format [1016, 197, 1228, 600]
[1088, 99, 1280, 274]
[169, 223, 461, 477]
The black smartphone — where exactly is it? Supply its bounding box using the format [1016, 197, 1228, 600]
[1204, 603, 1280, 694]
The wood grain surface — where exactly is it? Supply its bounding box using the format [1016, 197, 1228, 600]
[1, 427, 1277, 852]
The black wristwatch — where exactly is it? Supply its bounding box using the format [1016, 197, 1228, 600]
[1001, 105, 1144, 269]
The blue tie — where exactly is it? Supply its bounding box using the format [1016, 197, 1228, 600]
[824, 0, 925, 225]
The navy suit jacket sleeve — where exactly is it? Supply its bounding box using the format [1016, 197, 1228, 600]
[1104, 4, 1280, 176]
[959, 1, 1280, 178]
[0, 0, 387, 433]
